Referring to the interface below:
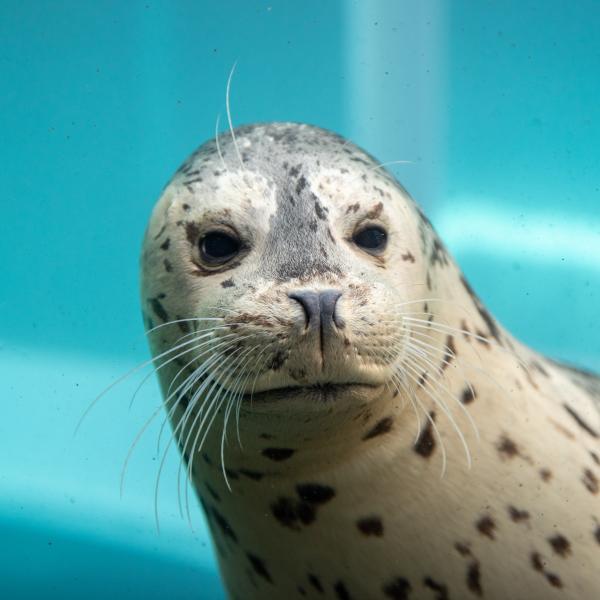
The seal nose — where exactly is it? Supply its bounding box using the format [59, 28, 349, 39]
[288, 289, 344, 330]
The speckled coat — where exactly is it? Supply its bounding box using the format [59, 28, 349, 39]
[140, 123, 600, 600]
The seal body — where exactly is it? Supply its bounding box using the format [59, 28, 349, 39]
[140, 123, 600, 599]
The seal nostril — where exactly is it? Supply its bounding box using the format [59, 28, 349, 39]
[288, 289, 343, 331]
[319, 290, 344, 329]
[288, 291, 320, 329]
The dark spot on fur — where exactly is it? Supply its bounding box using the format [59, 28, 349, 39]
[296, 483, 335, 505]
[269, 351, 287, 371]
[333, 581, 352, 600]
[531, 552, 544, 572]
[497, 435, 519, 459]
[211, 506, 237, 542]
[346, 202, 360, 214]
[429, 237, 449, 268]
[594, 523, 600, 544]
[200, 480, 219, 502]
[308, 574, 323, 593]
[363, 416, 394, 440]
[531, 552, 563, 588]
[296, 176, 307, 194]
[583, 468, 599, 494]
[563, 404, 599, 438]
[454, 542, 471, 557]
[461, 386, 477, 404]
[160, 238, 170, 250]
[271, 497, 315, 530]
[590, 451, 600, 466]
[414, 412, 436, 458]
[221, 278, 235, 288]
[149, 296, 169, 322]
[383, 577, 411, 599]
[401, 251, 415, 263]
[246, 552, 272, 583]
[548, 534, 571, 557]
[540, 468, 552, 482]
[314, 200, 327, 220]
[239, 468, 264, 481]
[366, 201, 383, 219]
[163, 258, 172, 272]
[185, 221, 200, 244]
[508, 505, 530, 523]
[467, 561, 482, 596]
[356, 516, 383, 537]
[476, 515, 496, 540]
[460, 274, 502, 344]
[423, 577, 449, 600]
[441, 335, 456, 370]
[262, 447, 295, 461]
[546, 573, 563, 588]
[182, 203, 191, 211]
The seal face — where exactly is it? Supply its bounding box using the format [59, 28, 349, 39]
[141, 123, 600, 599]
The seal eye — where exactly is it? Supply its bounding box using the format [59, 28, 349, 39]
[352, 226, 387, 254]
[200, 231, 241, 264]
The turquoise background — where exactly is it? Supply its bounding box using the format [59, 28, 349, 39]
[1, 1, 598, 598]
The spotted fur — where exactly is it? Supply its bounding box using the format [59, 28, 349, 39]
[140, 123, 600, 599]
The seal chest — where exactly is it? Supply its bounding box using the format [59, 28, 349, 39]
[140, 123, 600, 599]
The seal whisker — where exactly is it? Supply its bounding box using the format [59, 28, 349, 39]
[406, 343, 480, 442]
[130, 328, 239, 411]
[145, 316, 225, 336]
[225, 60, 243, 170]
[178, 339, 255, 513]
[215, 113, 229, 175]
[219, 344, 262, 490]
[182, 347, 251, 525]
[75, 330, 230, 435]
[156, 333, 245, 454]
[401, 357, 472, 471]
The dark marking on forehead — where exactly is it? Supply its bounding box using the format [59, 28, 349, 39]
[261, 172, 342, 281]
[366, 201, 384, 219]
[160, 238, 170, 250]
[221, 278, 235, 288]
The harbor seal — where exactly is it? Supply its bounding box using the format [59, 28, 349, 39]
[140, 122, 600, 599]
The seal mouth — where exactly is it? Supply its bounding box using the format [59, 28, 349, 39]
[244, 382, 382, 404]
